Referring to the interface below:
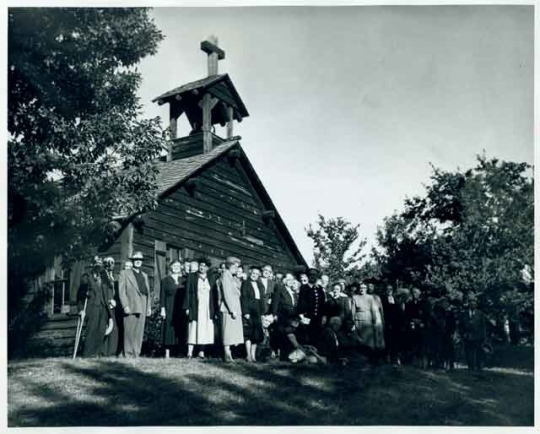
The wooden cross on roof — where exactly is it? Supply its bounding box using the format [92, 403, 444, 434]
[200, 35, 225, 76]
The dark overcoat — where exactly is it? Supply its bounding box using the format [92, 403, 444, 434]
[270, 285, 297, 320]
[241, 279, 266, 343]
[297, 283, 326, 343]
[184, 273, 217, 322]
[160, 275, 186, 346]
[77, 271, 109, 357]
[100, 269, 118, 356]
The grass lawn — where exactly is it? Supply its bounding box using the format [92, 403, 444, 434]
[8, 344, 534, 427]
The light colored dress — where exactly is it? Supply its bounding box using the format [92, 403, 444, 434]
[187, 277, 214, 345]
[352, 294, 378, 349]
[219, 270, 244, 346]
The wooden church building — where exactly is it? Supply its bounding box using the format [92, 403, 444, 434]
[28, 36, 306, 355]
[102, 36, 307, 297]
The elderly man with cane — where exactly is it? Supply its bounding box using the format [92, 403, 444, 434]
[74, 256, 111, 358]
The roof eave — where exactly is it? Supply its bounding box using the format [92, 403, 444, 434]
[151, 74, 227, 104]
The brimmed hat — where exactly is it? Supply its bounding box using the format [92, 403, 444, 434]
[197, 257, 212, 266]
[348, 281, 360, 290]
[395, 287, 410, 298]
[130, 251, 144, 260]
[92, 256, 103, 267]
[306, 267, 320, 276]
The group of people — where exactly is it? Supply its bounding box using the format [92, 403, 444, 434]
[76, 252, 489, 371]
[76, 252, 152, 358]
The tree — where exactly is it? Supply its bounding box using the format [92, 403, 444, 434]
[306, 214, 367, 282]
[372, 156, 534, 329]
[8, 8, 166, 353]
[8, 8, 166, 281]
[371, 213, 434, 288]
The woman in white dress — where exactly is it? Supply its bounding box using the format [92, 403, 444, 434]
[184, 258, 216, 359]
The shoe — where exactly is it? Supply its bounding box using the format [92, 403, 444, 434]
[197, 352, 205, 359]
[223, 355, 234, 363]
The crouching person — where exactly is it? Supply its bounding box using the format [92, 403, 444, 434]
[256, 314, 275, 362]
[277, 313, 326, 364]
[337, 318, 369, 365]
[317, 317, 348, 364]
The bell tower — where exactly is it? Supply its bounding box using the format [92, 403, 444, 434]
[153, 36, 249, 161]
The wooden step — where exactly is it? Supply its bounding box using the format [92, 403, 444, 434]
[25, 314, 84, 358]
[39, 317, 79, 331]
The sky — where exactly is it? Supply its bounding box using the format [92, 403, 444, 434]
[136, 6, 534, 264]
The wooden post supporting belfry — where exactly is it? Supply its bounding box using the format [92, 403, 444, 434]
[168, 104, 182, 162]
[226, 106, 234, 139]
[201, 94, 212, 153]
[201, 95, 219, 153]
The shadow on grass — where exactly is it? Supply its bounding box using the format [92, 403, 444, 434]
[8, 352, 534, 427]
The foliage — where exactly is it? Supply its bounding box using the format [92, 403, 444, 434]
[8, 8, 166, 282]
[372, 156, 534, 323]
[8, 285, 51, 358]
[306, 214, 367, 282]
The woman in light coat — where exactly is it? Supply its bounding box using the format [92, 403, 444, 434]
[352, 282, 380, 362]
[218, 256, 244, 362]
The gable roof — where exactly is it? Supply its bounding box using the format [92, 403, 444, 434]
[152, 73, 249, 120]
[152, 75, 224, 102]
[153, 140, 307, 267]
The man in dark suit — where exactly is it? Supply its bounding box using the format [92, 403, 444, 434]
[459, 296, 487, 371]
[297, 267, 327, 345]
[271, 273, 298, 322]
[405, 287, 428, 368]
[381, 284, 399, 364]
[118, 251, 152, 357]
[259, 264, 275, 314]
[393, 288, 410, 365]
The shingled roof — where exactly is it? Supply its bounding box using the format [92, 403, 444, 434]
[154, 139, 240, 197]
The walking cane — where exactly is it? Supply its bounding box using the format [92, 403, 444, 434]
[73, 297, 88, 359]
